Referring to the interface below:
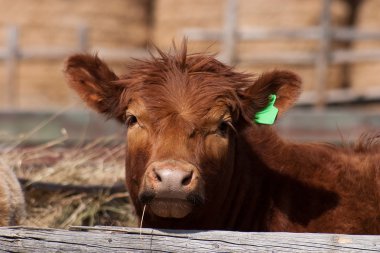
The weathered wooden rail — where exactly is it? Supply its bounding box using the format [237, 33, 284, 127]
[0, 226, 379, 252]
[1, 109, 379, 145]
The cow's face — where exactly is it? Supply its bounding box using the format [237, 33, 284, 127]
[65, 45, 301, 220]
[122, 94, 236, 218]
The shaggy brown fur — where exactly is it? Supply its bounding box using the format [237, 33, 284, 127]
[65, 41, 380, 234]
[0, 164, 25, 226]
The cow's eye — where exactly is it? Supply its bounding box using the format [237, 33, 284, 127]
[126, 115, 138, 128]
[217, 121, 229, 136]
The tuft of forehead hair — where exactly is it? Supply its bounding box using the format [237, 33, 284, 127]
[114, 42, 255, 124]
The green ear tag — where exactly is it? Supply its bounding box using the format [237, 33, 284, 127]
[254, 94, 278, 125]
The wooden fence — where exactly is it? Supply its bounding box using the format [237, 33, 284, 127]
[0, 25, 148, 110]
[183, 0, 380, 108]
[0, 226, 379, 252]
[1, 109, 379, 144]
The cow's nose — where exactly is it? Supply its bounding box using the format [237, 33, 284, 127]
[144, 160, 200, 199]
[153, 168, 193, 189]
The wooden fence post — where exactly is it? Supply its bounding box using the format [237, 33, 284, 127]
[4, 26, 19, 109]
[77, 25, 89, 52]
[221, 0, 238, 65]
[315, 0, 332, 109]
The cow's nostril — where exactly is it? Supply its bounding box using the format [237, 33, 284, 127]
[153, 169, 162, 182]
[181, 171, 193, 186]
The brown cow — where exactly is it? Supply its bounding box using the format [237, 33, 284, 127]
[0, 164, 25, 226]
[65, 42, 380, 234]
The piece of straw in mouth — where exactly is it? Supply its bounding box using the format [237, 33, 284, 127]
[140, 204, 147, 238]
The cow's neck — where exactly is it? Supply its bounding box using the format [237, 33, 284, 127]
[205, 129, 270, 231]
[235, 122, 341, 232]
[242, 123, 338, 184]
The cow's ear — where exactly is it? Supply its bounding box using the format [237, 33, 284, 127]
[242, 70, 302, 124]
[64, 54, 123, 116]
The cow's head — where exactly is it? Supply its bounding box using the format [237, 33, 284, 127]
[65, 43, 301, 222]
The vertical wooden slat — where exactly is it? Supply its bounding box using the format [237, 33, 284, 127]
[4, 26, 19, 109]
[69, 25, 90, 105]
[77, 25, 89, 52]
[315, 0, 332, 109]
[221, 0, 238, 65]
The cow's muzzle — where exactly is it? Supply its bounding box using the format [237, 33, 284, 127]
[139, 160, 204, 218]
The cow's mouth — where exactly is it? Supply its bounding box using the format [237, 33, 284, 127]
[149, 198, 193, 218]
[139, 192, 204, 219]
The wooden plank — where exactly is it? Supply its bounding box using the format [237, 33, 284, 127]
[18, 47, 149, 61]
[297, 86, 380, 105]
[332, 49, 380, 64]
[184, 27, 380, 42]
[239, 27, 321, 40]
[221, 0, 238, 65]
[4, 26, 19, 109]
[0, 107, 379, 145]
[181, 28, 221, 41]
[334, 27, 380, 41]
[238, 51, 315, 65]
[20, 47, 77, 60]
[183, 27, 321, 41]
[94, 48, 149, 61]
[0, 226, 379, 252]
[277, 108, 380, 142]
[0, 110, 123, 145]
[77, 25, 89, 52]
[315, 0, 332, 109]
